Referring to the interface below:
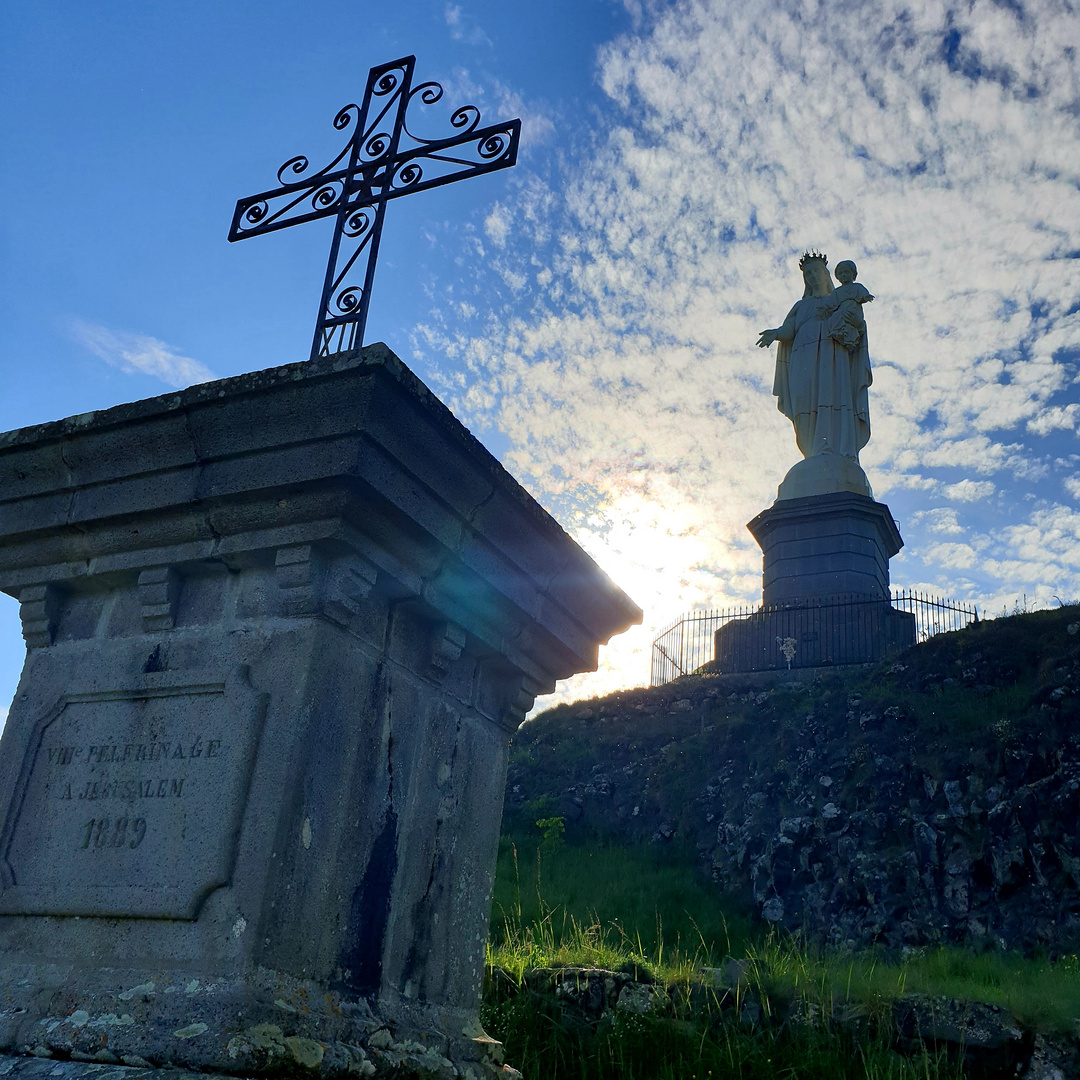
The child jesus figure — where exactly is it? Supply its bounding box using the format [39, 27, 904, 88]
[820, 259, 874, 352]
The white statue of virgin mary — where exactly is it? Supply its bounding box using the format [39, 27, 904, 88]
[757, 253, 874, 501]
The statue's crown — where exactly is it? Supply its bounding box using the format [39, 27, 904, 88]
[799, 250, 828, 269]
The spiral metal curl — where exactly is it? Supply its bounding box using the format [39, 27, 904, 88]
[478, 132, 508, 159]
[411, 81, 444, 107]
[334, 104, 360, 130]
[334, 286, 363, 314]
[395, 162, 423, 189]
[310, 182, 343, 211]
[404, 81, 482, 144]
[364, 132, 391, 160]
[276, 156, 309, 184]
[343, 207, 373, 238]
[243, 201, 269, 227]
[270, 105, 359, 188]
[374, 69, 401, 96]
[450, 105, 481, 133]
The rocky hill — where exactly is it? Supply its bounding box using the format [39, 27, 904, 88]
[505, 605, 1080, 954]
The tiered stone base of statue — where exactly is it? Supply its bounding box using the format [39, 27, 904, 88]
[750, 489, 901, 605]
[715, 478, 914, 674]
[0, 345, 639, 1080]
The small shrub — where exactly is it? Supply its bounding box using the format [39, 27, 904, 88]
[535, 815, 566, 855]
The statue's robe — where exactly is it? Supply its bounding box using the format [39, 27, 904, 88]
[771, 292, 872, 460]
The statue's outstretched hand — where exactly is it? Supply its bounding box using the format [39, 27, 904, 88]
[757, 329, 778, 348]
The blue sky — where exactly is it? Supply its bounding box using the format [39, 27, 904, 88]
[2, 0, 1080, 719]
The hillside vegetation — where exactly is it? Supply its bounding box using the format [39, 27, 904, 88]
[480, 606, 1080, 1078]
[504, 605, 1080, 953]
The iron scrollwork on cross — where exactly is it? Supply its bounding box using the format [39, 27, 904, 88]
[229, 55, 521, 360]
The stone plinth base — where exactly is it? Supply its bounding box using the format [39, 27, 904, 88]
[0, 1059, 206, 1080]
[713, 598, 916, 674]
[718, 488, 914, 674]
[0, 1047, 517, 1080]
[747, 492, 903, 606]
[0, 966, 516, 1080]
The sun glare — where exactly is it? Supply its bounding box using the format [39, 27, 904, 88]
[531, 490, 752, 714]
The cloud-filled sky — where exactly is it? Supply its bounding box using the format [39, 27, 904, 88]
[1, 0, 1079, 715]
[416, 0, 1080, 702]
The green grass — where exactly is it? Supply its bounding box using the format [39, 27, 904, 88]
[485, 608, 1080, 1074]
[860, 679, 1034, 747]
[490, 830, 751, 968]
[797, 944, 1080, 1032]
[483, 836, 1080, 1077]
[484, 911, 962, 1078]
[480, 993, 957, 1080]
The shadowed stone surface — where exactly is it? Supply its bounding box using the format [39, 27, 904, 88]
[748, 492, 902, 605]
[0, 344, 641, 1079]
[0, 1060, 247, 1080]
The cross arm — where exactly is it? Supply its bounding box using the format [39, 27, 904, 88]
[382, 118, 521, 202]
[227, 166, 360, 242]
[227, 55, 522, 361]
[228, 116, 521, 243]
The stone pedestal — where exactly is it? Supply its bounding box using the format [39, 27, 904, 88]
[748, 491, 902, 606]
[0, 345, 640, 1079]
[714, 490, 914, 674]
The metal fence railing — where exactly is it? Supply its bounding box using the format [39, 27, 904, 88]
[650, 590, 978, 687]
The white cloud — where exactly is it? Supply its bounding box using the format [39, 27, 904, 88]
[996, 505, 1080, 577]
[431, 69, 555, 154]
[1004, 452, 1050, 481]
[413, 0, 1080, 705]
[913, 507, 966, 535]
[444, 4, 492, 47]
[484, 203, 512, 248]
[921, 542, 981, 570]
[943, 479, 996, 502]
[72, 320, 216, 388]
[1029, 403, 1080, 436]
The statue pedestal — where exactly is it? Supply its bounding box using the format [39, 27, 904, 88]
[714, 491, 914, 673]
[749, 491, 901, 605]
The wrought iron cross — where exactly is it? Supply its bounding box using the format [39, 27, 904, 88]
[229, 55, 521, 360]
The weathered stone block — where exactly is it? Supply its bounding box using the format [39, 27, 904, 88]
[0, 344, 640, 1078]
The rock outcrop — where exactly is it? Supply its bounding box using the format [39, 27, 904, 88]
[484, 965, 1080, 1080]
[506, 606, 1080, 953]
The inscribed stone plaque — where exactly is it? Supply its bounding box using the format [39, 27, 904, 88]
[0, 668, 266, 919]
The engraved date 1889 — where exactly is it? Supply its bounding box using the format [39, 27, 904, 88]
[79, 817, 146, 850]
